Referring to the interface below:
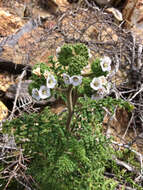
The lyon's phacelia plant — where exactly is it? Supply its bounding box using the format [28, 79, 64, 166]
[29, 43, 112, 130]
[3, 43, 135, 190]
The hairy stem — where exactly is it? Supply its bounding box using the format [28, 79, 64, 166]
[73, 88, 78, 107]
[66, 85, 73, 131]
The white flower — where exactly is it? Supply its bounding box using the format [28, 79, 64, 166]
[39, 85, 51, 99]
[88, 48, 92, 58]
[98, 76, 111, 94]
[98, 76, 108, 85]
[81, 64, 91, 75]
[98, 83, 111, 96]
[43, 70, 51, 79]
[91, 86, 109, 101]
[32, 67, 41, 76]
[56, 47, 61, 57]
[71, 75, 82, 86]
[100, 56, 111, 72]
[46, 74, 57, 89]
[32, 88, 40, 101]
[63, 73, 71, 85]
[90, 77, 102, 91]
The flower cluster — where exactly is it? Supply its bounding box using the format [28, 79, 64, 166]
[32, 86, 51, 101]
[90, 56, 112, 100]
[90, 76, 111, 100]
[63, 73, 82, 86]
[30, 44, 112, 102]
[31, 69, 57, 101]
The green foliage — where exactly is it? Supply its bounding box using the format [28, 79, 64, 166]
[58, 43, 89, 68]
[67, 55, 87, 75]
[91, 58, 108, 77]
[54, 43, 89, 76]
[78, 77, 92, 96]
[3, 97, 133, 190]
[58, 44, 74, 66]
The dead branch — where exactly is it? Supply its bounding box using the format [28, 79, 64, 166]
[9, 70, 26, 120]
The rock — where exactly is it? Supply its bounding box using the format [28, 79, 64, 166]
[0, 46, 24, 65]
[5, 80, 32, 100]
[123, 0, 143, 29]
[0, 0, 67, 67]
[0, 8, 24, 37]
[123, 0, 143, 43]
[0, 58, 32, 76]
[0, 73, 14, 92]
[0, 16, 44, 65]
[23, 4, 33, 17]
[0, 101, 8, 122]
[105, 8, 123, 21]
[84, 25, 118, 42]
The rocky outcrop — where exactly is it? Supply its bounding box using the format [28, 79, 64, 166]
[0, 8, 24, 37]
[123, 0, 143, 43]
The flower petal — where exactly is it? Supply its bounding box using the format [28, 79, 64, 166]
[46, 75, 57, 89]
[90, 77, 102, 91]
[32, 67, 41, 76]
[63, 73, 71, 85]
[32, 88, 40, 101]
[100, 56, 111, 72]
[43, 70, 51, 79]
[39, 85, 51, 99]
[71, 75, 82, 86]
[98, 76, 108, 85]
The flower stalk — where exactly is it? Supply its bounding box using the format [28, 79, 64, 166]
[66, 85, 74, 131]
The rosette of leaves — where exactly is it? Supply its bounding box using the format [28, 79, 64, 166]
[73, 43, 89, 60]
[57, 43, 89, 75]
[58, 44, 74, 66]
[67, 55, 87, 75]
